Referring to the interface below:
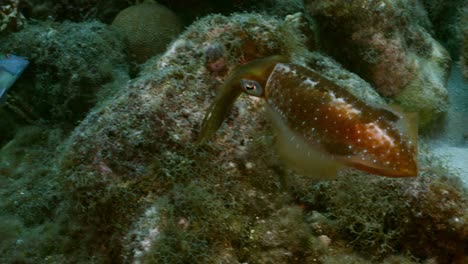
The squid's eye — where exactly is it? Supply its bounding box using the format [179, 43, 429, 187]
[240, 79, 263, 97]
[245, 82, 256, 90]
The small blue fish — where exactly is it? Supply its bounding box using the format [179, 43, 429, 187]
[0, 54, 29, 102]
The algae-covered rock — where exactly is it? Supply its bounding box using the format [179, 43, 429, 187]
[421, 0, 466, 58]
[22, 0, 129, 23]
[0, 0, 26, 34]
[0, 21, 128, 126]
[301, 164, 467, 263]
[157, 0, 304, 23]
[58, 13, 307, 261]
[394, 34, 451, 127]
[1, 4, 466, 263]
[304, 0, 451, 128]
[54, 11, 386, 262]
[50, 9, 468, 263]
[112, 1, 183, 63]
[0, 125, 68, 263]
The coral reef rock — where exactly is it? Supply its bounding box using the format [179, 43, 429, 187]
[57, 12, 379, 262]
[304, 0, 451, 128]
[112, 1, 183, 63]
[157, 0, 304, 22]
[0, 21, 128, 127]
[0, 0, 26, 34]
[52, 10, 468, 263]
[421, 0, 467, 58]
[393, 32, 452, 128]
[23, 0, 130, 23]
[0, 8, 466, 263]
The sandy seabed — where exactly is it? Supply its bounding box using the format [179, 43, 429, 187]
[429, 64, 468, 186]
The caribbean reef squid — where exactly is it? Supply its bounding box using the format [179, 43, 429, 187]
[198, 56, 418, 179]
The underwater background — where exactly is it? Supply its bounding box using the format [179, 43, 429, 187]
[0, 0, 467, 263]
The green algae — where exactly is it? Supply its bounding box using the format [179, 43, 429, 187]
[298, 148, 467, 262]
[0, 20, 128, 126]
[0, 126, 71, 263]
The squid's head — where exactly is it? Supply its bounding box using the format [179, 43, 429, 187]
[197, 55, 288, 144]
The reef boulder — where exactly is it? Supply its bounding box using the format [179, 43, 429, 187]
[304, 0, 451, 128]
[112, 1, 183, 63]
[0, 20, 128, 127]
[0, 10, 465, 264]
[57, 12, 387, 263]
